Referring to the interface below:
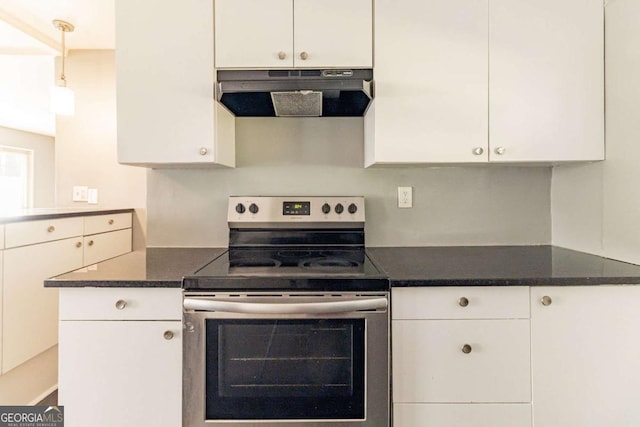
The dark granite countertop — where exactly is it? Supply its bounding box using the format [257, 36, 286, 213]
[45, 247, 226, 288]
[45, 245, 640, 288]
[367, 245, 640, 286]
[0, 207, 134, 224]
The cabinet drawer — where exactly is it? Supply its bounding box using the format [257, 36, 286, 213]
[392, 287, 529, 319]
[59, 288, 182, 321]
[0, 224, 5, 249]
[83, 228, 132, 265]
[84, 212, 132, 235]
[394, 403, 531, 427]
[393, 319, 531, 403]
[5, 217, 84, 248]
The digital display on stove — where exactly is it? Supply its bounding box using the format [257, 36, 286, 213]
[283, 201, 310, 216]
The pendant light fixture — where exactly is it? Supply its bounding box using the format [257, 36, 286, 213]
[50, 19, 75, 116]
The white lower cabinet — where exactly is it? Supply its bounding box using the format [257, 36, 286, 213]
[83, 228, 132, 265]
[392, 287, 531, 427]
[531, 286, 640, 427]
[58, 288, 182, 427]
[394, 403, 532, 427]
[2, 237, 83, 374]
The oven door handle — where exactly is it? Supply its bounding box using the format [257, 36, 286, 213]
[183, 297, 388, 314]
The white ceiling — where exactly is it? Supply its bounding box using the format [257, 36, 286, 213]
[0, 0, 114, 51]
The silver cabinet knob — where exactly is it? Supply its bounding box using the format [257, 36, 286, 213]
[278, 51, 287, 60]
[199, 147, 208, 156]
[108, 219, 114, 225]
[47, 226, 55, 233]
[300, 51, 309, 60]
[472, 147, 484, 155]
[163, 330, 174, 340]
[462, 344, 472, 354]
[458, 297, 469, 307]
[88, 240, 94, 246]
[115, 300, 127, 310]
[495, 147, 506, 155]
[75, 241, 83, 248]
[541, 295, 553, 306]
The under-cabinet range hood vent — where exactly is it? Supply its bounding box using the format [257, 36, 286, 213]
[216, 69, 373, 117]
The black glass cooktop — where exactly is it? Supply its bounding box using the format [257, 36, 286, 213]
[184, 247, 389, 291]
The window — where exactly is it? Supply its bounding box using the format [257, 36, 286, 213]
[0, 146, 33, 212]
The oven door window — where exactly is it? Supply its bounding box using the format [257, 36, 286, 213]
[205, 319, 365, 420]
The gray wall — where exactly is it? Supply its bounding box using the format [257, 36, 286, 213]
[0, 126, 55, 208]
[147, 118, 551, 247]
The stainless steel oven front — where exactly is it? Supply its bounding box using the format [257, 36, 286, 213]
[183, 291, 389, 427]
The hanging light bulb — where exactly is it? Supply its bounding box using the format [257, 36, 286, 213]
[51, 19, 75, 116]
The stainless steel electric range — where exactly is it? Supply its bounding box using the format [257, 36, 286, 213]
[182, 196, 389, 427]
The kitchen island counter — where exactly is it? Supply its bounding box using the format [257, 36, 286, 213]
[367, 245, 640, 286]
[45, 247, 226, 288]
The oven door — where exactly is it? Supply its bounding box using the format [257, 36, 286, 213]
[183, 292, 389, 427]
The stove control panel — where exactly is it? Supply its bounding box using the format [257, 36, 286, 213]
[229, 196, 365, 227]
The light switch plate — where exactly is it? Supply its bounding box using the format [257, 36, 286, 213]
[87, 188, 98, 204]
[72, 186, 88, 202]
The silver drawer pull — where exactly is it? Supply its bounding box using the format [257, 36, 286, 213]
[461, 344, 472, 354]
[163, 331, 174, 340]
[108, 219, 115, 225]
[47, 226, 55, 233]
[541, 295, 553, 306]
[75, 242, 82, 248]
[115, 300, 127, 310]
[88, 240, 95, 246]
[458, 297, 469, 307]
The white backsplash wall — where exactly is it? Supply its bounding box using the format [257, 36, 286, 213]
[147, 118, 551, 247]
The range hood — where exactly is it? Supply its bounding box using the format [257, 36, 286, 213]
[216, 69, 373, 117]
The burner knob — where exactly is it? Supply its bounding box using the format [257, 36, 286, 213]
[249, 203, 259, 214]
[348, 203, 358, 214]
[235, 203, 246, 214]
[321, 203, 331, 214]
[335, 203, 344, 214]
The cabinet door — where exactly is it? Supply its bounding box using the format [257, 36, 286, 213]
[2, 237, 83, 373]
[83, 228, 132, 266]
[59, 321, 181, 427]
[489, 0, 604, 162]
[531, 286, 640, 427]
[366, 0, 488, 165]
[393, 319, 531, 403]
[394, 403, 531, 427]
[116, 0, 234, 166]
[294, 0, 372, 68]
[215, 0, 293, 68]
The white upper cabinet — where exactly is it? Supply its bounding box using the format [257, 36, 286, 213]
[215, 0, 373, 68]
[366, 0, 604, 166]
[365, 0, 489, 165]
[116, 0, 235, 167]
[489, 0, 604, 162]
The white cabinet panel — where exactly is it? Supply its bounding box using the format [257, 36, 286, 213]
[0, 225, 5, 249]
[116, 0, 234, 166]
[84, 212, 132, 235]
[394, 403, 531, 427]
[2, 237, 83, 373]
[59, 288, 182, 321]
[5, 217, 83, 248]
[531, 286, 640, 427]
[489, 0, 604, 162]
[293, 0, 372, 68]
[59, 320, 181, 427]
[393, 319, 531, 403]
[83, 228, 132, 266]
[392, 286, 529, 320]
[215, 0, 293, 68]
[366, 0, 488, 164]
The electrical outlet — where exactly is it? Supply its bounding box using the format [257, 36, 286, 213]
[397, 186, 413, 208]
[72, 186, 88, 202]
